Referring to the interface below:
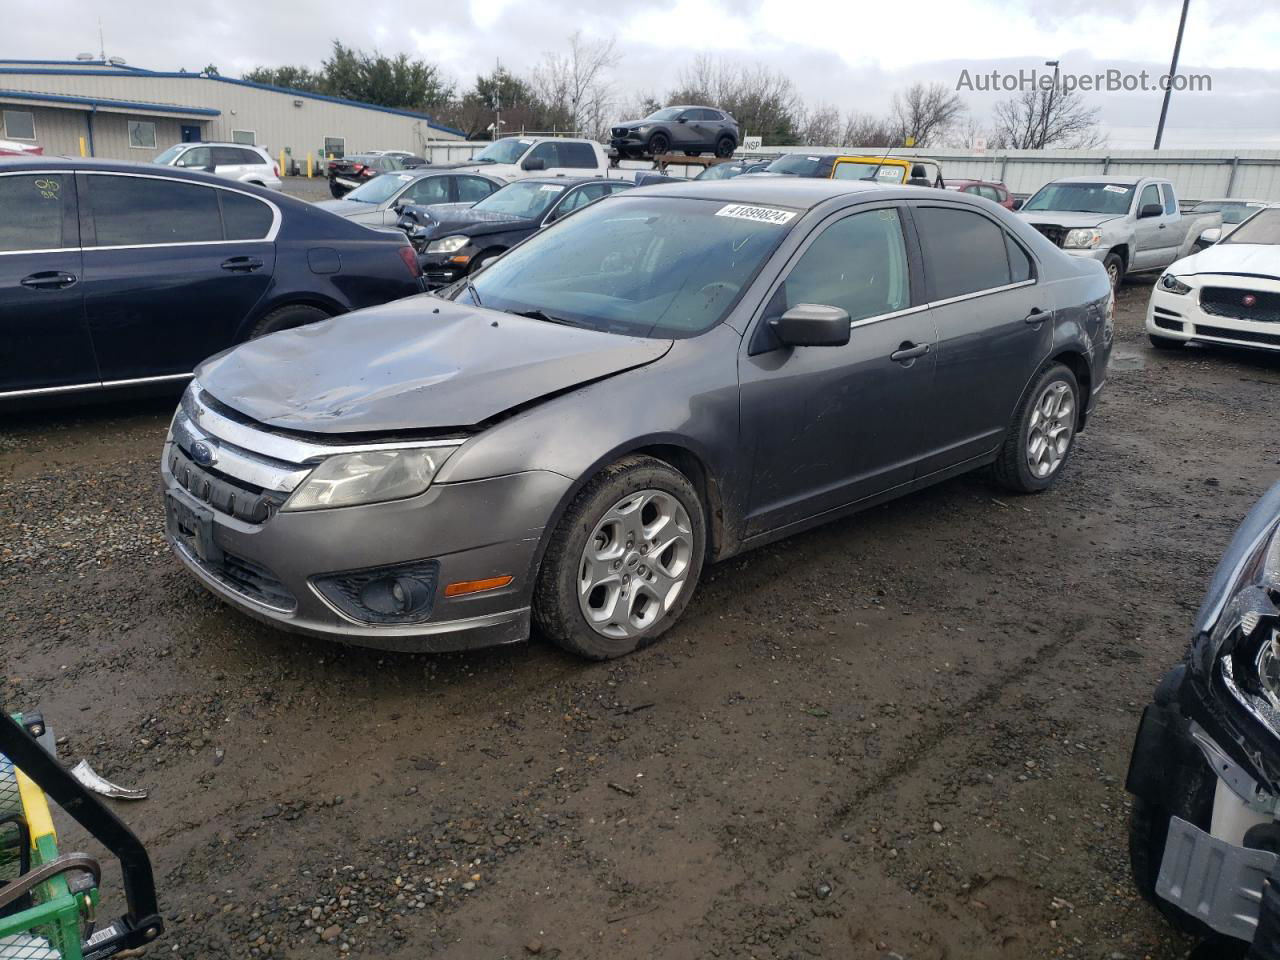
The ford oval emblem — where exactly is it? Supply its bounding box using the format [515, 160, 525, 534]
[1242, 294, 1258, 307]
[190, 440, 217, 467]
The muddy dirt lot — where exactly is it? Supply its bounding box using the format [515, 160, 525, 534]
[3, 282, 1279, 960]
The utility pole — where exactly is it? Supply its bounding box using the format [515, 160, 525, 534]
[1154, 0, 1191, 149]
[1040, 60, 1060, 150]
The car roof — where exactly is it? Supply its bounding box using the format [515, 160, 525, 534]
[176, 141, 266, 149]
[503, 176, 615, 189]
[624, 177, 896, 209]
[1051, 175, 1150, 186]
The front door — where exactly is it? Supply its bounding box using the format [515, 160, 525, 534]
[907, 202, 1051, 473]
[78, 172, 276, 382]
[738, 205, 937, 537]
[180, 125, 201, 143]
[1132, 182, 1177, 271]
[0, 171, 95, 394]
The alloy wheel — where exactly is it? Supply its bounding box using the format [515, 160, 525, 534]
[1025, 381, 1075, 479]
[577, 489, 693, 639]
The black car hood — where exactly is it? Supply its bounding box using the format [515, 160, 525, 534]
[197, 298, 673, 434]
[411, 204, 534, 240]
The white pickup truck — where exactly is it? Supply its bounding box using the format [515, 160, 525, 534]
[1019, 176, 1222, 288]
[440, 136, 610, 182]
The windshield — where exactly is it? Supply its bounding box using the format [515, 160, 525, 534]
[459, 196, 795, 338]
[1194, 201, 1266, 225]
[473, 180, 569, 219]
[765, 154, 831, 177]
[1022, 182, 1135, 215]
[696, 163, 744, 181]
[154, 145, 184, 164]
[1224, 208, 1280, 245]
[344, 173, 414, 204]
[470, 138, 530, 165]
[834, 159, 906, 183]
[644, 108, 684, 122]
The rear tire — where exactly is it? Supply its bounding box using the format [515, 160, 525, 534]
[714, 136, 736, 159]
[328, 180, 344, 198]
[248, 304, 330, 340]
[1149, 333, 1184, 351]
[534, 456, 706, 660]
[1129, 768, 1216, 937]
[992, 363, 1080, 494]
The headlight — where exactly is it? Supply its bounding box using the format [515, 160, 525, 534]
[283, 448, 455, 512]
[426, 235, 470, 254]
[1063, 228, 1103, 249]
[1159, 273, 1192, 295]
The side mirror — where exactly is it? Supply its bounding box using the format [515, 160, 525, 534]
[677, 116, 689, 123]
[204, 164, 217, 173]
[1199, 227, 1222, 245]
[769, 304, 851, 348]
[1012, 197, 1023, 210]
[522, 157, 546, 171]
[1139, 203, 1164, 219]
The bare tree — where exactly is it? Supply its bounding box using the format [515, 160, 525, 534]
[991, 88, 1105, 149]
[798, 104, 842, 147]
[890, 82, 966, 147]
[841, 112, 898, 148]
[531, 32, 617, 135]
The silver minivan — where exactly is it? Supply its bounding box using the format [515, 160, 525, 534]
[154, 142, 282, 191]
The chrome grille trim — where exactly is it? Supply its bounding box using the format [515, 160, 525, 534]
[172, 411, 312, 493]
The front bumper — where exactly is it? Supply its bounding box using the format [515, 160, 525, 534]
[1062, 246, 1110, 262]
[1147, 277, 1280, 353]
[415, 252, 469, 290]
[161, 431, 572, 653]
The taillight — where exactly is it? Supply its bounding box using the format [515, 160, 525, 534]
[273, 163, 280, 177]
[398, 245, 421, 278]
[362, 168, 377, 177]
[352, 163, 364, 174]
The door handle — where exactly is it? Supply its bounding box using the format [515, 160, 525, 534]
[890, 341, 930, 363]
[1024, 307, 1048, 324]
[20, 271, 77, 290]
[221, 256, 264, 272]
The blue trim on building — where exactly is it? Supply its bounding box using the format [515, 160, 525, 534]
[0, 89, 220, 116]
[0, 63, 467, 137]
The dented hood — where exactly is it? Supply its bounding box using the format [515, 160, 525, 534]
[197, 297, 673, 434]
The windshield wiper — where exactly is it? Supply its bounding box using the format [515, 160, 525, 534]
[464, 277, 483, 307]
[510, 308, 578, 327]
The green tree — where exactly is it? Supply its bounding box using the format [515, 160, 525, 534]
[242, 65, 323, 92]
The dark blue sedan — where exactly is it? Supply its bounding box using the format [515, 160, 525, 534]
[0, 157, 425, 402]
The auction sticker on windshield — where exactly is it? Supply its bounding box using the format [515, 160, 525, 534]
[715, 204, 796, 225]
[539, 185, 566, 192]
[1103, 185, 1129, 194]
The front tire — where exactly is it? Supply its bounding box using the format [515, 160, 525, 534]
[1130, 767, 1216, 937]
[534, 456, 706, 660]
[248, 304, 330, 340]
[647, 132, 671, 158]
[1103, 252, 1124, 290]
[993, 363, 1080, 493]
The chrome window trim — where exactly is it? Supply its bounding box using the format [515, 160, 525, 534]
[848, 303, 930, 331]
[0, 372, 191, 399]
[0, 169, 78, 255]
[926, 278, 1037, 309]
[186, 381, 465, 466]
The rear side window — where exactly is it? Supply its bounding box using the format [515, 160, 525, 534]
[87, 175, 223, 246]
[237, 148, 264, 165]
[0, 174, 73, 251]
[1005, 233, 1033, 283]
[913, 206, 1012, 300]
[1161, 183, 1177, 215]
[456, 176, 497, 203]
[558, 142, 598, 169]
[220, 190, 273, 240]
[772, 208, 910, 322]
[211, 147, 244, 166]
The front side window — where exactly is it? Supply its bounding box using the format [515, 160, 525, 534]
[175, 146, 212, 168]
[770, 208, 910, 323]
[1138, 183, 1161, 214]
[128, 120, 157, 149]
[552, 183, 610, 219]
[463, 196, 795, 338]
[471, 138, 531, 165]
[0, 174, 72, 251]
[403, 175, 449, 205]
[913, 206, 1013, 300]
[88, 175, 222, 246]
[644, 108, 683, 122]
[3, 110, 36, 141]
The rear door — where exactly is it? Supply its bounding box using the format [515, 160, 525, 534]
[455, 175, 500, 205]
[211, 146, 249, 182]
[0, 170, 95, 395]
[908, 202, 1050, 474]
[79, 172, 278, 383]
[390, 174, 452, 225]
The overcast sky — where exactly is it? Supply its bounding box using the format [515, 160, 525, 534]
[12, 0, 1280, 148]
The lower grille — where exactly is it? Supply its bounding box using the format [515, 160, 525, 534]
[1200, 286, 1280, 323]
[1030, 224, 1067, 247]
[1153, 316, 1183, 332]
[1194, 324, 1280, 348]
[221, 552, 297, 610]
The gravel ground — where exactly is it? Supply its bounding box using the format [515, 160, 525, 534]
[3, 281, 1280, 959]
[280, 176, 334, 203]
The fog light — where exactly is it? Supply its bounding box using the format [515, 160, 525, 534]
[313, 560, 439, 625]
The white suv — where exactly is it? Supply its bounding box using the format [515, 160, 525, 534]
[153, 142, 283, 191]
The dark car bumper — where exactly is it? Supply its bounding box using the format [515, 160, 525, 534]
[416, 252, 468, 290]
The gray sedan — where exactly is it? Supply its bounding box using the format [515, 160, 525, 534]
[314, 169, 503, 227]
[162, 179, 1113, 660]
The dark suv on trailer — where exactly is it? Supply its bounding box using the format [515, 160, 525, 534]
[0, 158, 423, 403]
[610, 106, 739, 159]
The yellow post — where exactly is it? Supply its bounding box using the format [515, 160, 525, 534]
[279, 149, 286, 177]
[306, 153, 313, 178]
[79, 136, 87, 157]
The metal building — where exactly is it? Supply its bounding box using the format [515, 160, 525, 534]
[0, 59, 464, 168]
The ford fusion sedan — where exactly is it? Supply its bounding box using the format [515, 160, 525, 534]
[1147, 207, 1280, 354]
[0, 157, 423, 402]
[1126, 478, 1280, 949]
[314, 169, 502, 227]
[162, 178, 1112, 661]
[397, 177, 633, 288]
